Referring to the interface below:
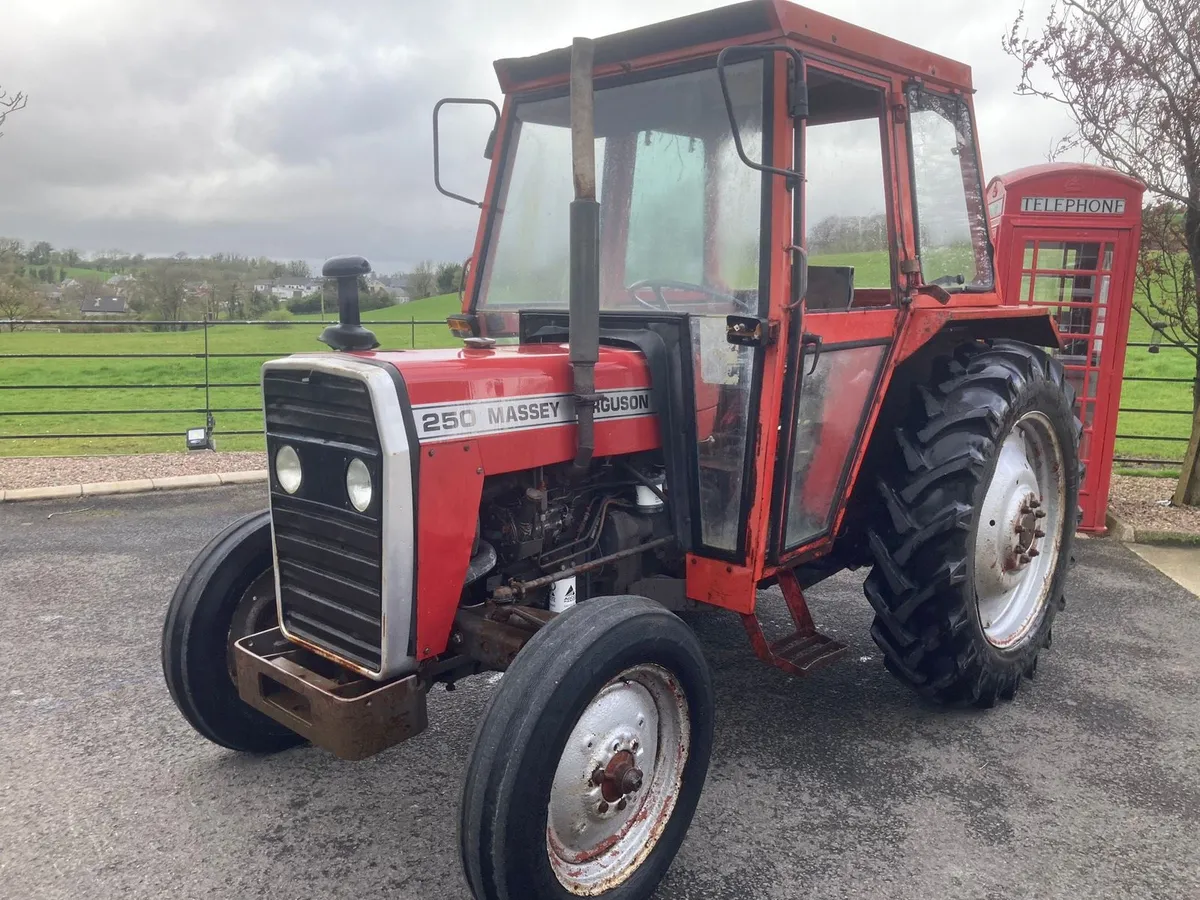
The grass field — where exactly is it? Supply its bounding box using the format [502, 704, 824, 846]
[0, 283, 1194, 462]
[1114, 315, 1195, 463]
[0, 293, 462, 456]
[61, 267, 117, 282]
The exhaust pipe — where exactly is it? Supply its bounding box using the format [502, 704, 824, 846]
[569, 37, 600, 476]
[319, 255, 379, 352]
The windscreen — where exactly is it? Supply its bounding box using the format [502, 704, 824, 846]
[476, 61, 765, 314]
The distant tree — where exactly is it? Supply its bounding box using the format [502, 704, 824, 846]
[286, 259, 311, 278]
[0, 85, 27, 138]
[407, 260, 437, 300]
[0, 277, 44, 330]
[28, 241, 53, 266]
[247, 289, 273, 318]
[1004, 0, 1200, 505]
[133, 263, 187, 324]
[436, 261, 465, 294]
[61, 249, 80, 267]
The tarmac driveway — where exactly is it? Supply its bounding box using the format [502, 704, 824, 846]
[1, 486, 1197, 899]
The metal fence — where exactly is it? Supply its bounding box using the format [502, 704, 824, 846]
[0, 317, 1195, 462]
[1113, 340, 1196, 465]
[0, 317, 449, 452]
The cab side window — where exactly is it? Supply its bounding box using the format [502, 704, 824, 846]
[803, 72, 894, 310]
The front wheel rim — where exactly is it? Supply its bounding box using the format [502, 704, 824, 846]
[974, 410, 1066, 649]
[546, 663, 690, 896]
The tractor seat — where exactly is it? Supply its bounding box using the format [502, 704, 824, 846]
[805, 265, 855, 311]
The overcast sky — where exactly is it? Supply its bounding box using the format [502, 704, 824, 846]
[0, 0, 1075, 273]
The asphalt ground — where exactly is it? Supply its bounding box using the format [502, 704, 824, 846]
[2, 486, 1198, 900]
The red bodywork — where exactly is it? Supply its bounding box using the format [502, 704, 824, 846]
[352, 1, 1092, 662]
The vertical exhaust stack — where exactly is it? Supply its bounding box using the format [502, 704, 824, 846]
[319, 255, 379, 352]
[569, 37, 600, 476]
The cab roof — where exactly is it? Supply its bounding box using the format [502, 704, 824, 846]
[494, 0, 973, 94]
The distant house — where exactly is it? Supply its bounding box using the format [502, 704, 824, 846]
[106, 274, 136, 287]
[183, 280, 212, 300]
[377, 274, 411, 302]
[80, 296, 129, 316]
[249, 278, 327, 301]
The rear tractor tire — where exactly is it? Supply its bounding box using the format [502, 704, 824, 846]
[162, 510, 305, 753]
[460, 595, 715, 900]
[864, 340, 1081, 707]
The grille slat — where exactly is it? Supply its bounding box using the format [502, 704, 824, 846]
[278, 558, 380, 615]
[264, 366, 385, 672]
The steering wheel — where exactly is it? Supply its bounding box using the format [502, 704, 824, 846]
[625, 278, 754, 314]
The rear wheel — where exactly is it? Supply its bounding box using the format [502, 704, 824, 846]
[864, 340, 1081, 707]
[460, 596, 714, 900]
[162, 510, 305, 753]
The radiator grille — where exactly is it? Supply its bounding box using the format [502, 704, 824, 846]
[264, 368, 384, 671]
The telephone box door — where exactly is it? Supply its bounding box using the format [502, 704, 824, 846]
[1003, 227, 1136, 531]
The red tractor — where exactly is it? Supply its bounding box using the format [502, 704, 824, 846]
[163, 3, 1085, 897]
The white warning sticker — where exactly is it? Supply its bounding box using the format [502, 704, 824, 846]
[412, 388, 654, 443]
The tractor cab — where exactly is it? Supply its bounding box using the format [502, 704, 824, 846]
[435, 0, 1021, 579]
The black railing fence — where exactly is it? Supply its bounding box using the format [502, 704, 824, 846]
[0, 318, 1195, 463]
[0, 316, 451, 451]
[1113, 341, 1196, 465]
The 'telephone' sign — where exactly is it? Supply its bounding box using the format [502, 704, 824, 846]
[1021, 196, 1127, 215]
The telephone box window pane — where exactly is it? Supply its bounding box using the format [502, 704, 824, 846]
[1020, 275, 1032, 303]
[1037, 241, 1102, 271]
[1102, 245, 1114, 271]
[1023, 241, 1036, 270]
[784, 344, 886, 548]
[1099, 274, 1111, 306]
[692, 317, 756, 552]
[1032, 275, 1095, 305]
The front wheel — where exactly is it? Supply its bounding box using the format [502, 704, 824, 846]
[460, 596, 714, 900]
[864, 340, 1081, 707]
[162, 510, 305, 753]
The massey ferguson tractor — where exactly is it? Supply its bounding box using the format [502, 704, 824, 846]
[163, 2, 1086, 897]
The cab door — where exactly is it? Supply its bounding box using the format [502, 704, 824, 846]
[772, 66, 901, 558]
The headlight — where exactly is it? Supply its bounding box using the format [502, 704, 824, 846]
[275, 444, 302, 494]
[346, 457, 373, 512]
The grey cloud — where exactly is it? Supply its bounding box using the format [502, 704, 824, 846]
[0, 0, 1072, 270]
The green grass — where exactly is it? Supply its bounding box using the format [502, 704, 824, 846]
[1113, 315, 1195, 463]
[0, 294, 462, 457]
[291, 292, 461, 323]
[61, 267, 116, 282]
[809, 251, 894, 288]
[0, 274, 1194, 463]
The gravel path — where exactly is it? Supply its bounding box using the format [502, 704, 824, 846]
[1108, 473, 1200, 535]
[0, 451, 267, 490]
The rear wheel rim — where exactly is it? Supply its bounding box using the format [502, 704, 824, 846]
[546, 663, 690, 896]
[974, 411, 1065, 649]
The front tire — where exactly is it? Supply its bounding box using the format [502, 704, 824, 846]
[864, 340, 1081, 707]
[162, 510, 305, 753]
[460, 596, 715, 900]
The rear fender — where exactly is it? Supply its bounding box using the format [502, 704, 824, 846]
[894, 305, 1059, 365]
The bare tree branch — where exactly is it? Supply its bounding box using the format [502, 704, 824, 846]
[0, 85, 27, 138]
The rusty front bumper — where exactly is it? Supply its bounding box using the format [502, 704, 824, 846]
[233, 628, 427, 761]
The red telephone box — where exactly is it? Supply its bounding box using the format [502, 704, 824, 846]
[987, 163, 1145, 533]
